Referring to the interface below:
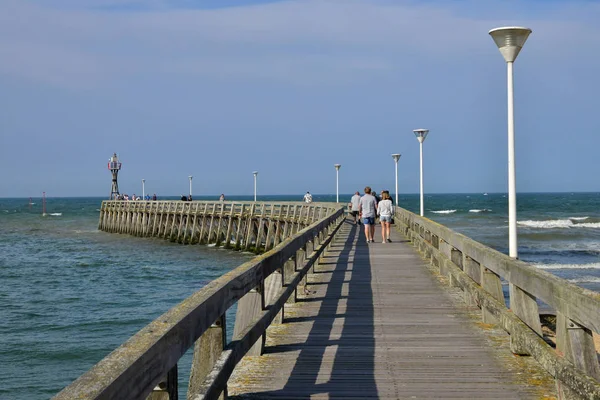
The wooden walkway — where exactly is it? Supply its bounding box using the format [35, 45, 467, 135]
[228, 220, 554, 399]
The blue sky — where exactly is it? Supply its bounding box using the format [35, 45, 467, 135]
[1, 0, 600, 197]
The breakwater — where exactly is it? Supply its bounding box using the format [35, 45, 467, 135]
[98, 201, 339, 253]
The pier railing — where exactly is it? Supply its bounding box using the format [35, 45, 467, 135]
[395, 206, 600, 399]
[98, 200, 339, 252]
[55, 203, 345, 400]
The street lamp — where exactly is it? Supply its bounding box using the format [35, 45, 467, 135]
[413, 129, 429, 217]
[391, 154, 401, 206]
[253, 171, 258, 201]
[142, 179, 145, 199]
[188, 175, 193, 198]
[489, 26, 532, 259]
[334, 164, 341, 203]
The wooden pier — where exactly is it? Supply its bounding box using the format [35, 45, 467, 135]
[98, 201, 339, 252]
[54, 203, 600, 400]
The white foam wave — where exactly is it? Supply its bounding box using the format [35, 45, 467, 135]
[49, 213, 62, 216]
[534, 263, 600, 270]
[575, 222, 600, 228]
[469, 209, 492, 213]
[569, 216, 589, 221]
[518, 219, 600, 229]
[431, 210, 457, 214]
[568, 276, 600, 284]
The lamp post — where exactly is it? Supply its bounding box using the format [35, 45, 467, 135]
[413, 129, 429, 217]
[489, 26, 531, 259]
[391, 154, 401, 206]
[142, 179, 145, 199]
[253, 171, 258, 201]
[188, 175, 193, 198]
[334, 164, 341, 203]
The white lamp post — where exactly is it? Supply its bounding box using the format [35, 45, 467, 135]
[334, 164, 341, 203]
[142, 179, 145, 199]
[391, 154, 401, 206]
[253, 171, 258, 201]
[413, 129, 429, 217]
[489, 26, 532, 259]
[188, 175, 193, 198]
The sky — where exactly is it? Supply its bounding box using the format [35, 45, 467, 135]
[1, 0, 600, 197]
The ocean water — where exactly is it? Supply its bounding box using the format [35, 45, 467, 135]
[1, 193, 598, 399]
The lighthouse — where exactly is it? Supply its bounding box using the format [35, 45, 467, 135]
[108, 153, 122, 200]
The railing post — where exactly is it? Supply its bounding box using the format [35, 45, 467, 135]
[295, 247, 307, 300]
[448, 248, 463, 288]
[480, 267, 504, 325]
[233, 283, 265, 356]
[264, 269, 284, 324]
[284, 257, 297, 305]
[147, 364, 178, 400]
[555, 312, 600, 399]
[187, 315, 227, 400]
[463, 256, 481, 306]
[509, 284, 542, 355]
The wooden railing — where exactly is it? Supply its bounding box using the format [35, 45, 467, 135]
[98, 201, 339, 253]
[395, 206, 600, 399]
[54, 204, 345, 400]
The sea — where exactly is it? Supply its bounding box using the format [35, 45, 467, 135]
[1, 193, 599, 399]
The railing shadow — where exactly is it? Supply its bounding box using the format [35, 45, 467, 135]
[240, 219, 377, 398]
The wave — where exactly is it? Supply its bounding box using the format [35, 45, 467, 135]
[49, 213, 62, 216]
[568, 276, 600, 284]
[569, 216, 589, 221]
[431, 210, 457, 214]
[534, 263, 600, 270]
[518, 219, 600, 229]
[469, 209, 492, 213]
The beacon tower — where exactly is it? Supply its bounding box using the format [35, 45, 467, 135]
[108, 153, 122, 199]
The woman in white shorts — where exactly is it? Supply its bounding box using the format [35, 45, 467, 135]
[377, 191, 394, 243]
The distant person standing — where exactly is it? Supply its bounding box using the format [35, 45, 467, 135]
[377, 191, 394, 243]
[303, 191, 313, 203]
[219, 194, 225, 201]
[350, 191, 361, 224]
[152, 193, 157, 201]
[359, 186, 377, 243]
[188, 194, 193, 201]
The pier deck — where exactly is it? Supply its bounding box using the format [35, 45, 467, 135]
[228, 220, 555, 399]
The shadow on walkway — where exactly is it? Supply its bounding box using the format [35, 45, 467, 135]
[242, 220, 377, 398]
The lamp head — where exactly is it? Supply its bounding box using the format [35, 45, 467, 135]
[413, 129, 429, 143]
[334, 164, 341, 170]
[188, 175, 193, 180]
[391, 153, 401, 162]
[489, 26, 532, 63]
[108, 153, 121, 171]
[253, 171, 258, 176]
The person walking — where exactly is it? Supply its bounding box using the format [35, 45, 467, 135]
[378, 191, 394, 243]
[359, 186, 377, 243]
[303, 191, 313, 203]
[350, 191, 361, 224]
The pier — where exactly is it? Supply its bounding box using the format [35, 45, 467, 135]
[56, 201, 600, 399]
